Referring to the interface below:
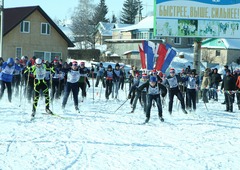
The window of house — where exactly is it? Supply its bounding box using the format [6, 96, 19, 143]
[174, 37, 181, 45]
[41, 23, 50, 35]
[34, 51, 61, 62]
[187, 38, 194, 45]
[20, 21, 30, 33]
[51, 52, 62, 60]
[34, 51, 44, 60]
[216, 50, 220, 56]
[16, 47, 22, 58]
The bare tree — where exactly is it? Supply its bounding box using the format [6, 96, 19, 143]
[71, 0, 96, 49]
[201, 49, 215, 63]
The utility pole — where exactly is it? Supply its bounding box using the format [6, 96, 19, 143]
[0, 0, 3, 57]
[193, 38, 202, 75]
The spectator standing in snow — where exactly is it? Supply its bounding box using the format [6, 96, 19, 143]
[221, 69, 236, 112]
[221, 65, 229, 104]
[235, 70, 240, 110]
[201, 70, 211, 104]
[210, 68, 222, 101]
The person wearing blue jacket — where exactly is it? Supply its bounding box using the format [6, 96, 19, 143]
[0, 57, 4, 89]
[95, 63, 105, 88]
[0, 57, 21, 102]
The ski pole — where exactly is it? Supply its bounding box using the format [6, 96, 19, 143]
[19, 73, 23, 107]
[92, 71, 94, 101]
[99, 82, 102, 100]
[204, 102, 209, 111]
[114, 98, 129, 113]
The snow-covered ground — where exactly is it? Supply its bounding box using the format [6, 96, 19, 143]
[0, 79, 240, 169]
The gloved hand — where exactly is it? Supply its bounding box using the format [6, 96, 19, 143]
[128, 94, 131, 99]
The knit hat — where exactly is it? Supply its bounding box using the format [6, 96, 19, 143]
[142, 73, 147, 77]
[72, 61, 78, 66]
[226, 69, 231, 73]
[150, 76, 157, 82]
[170, 68, 175, 73]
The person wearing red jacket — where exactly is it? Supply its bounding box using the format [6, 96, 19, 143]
[235, 70, 240, 110]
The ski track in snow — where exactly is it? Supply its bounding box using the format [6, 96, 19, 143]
[0, 84, 240, 170]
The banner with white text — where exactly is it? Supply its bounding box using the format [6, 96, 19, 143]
[154, 0, 240, 38]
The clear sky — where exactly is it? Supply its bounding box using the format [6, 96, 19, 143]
[4, 0, 154, 21]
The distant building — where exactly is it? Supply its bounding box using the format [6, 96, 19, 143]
[104, 16, 194, 63]
[201, 38, 240, 65]
[3, 6, 74, 61]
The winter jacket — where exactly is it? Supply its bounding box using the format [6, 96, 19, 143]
[201, 72, 211, 90]
[236, 76, 240, 89]
[1, 58, 21, 82]
[96, 66, 105, 77]
[164, 74, 184, 92]
[79, 67, 89, 83]
[221, 74, 236, 91]
[113, 68, 123, 82]
[210, 72, 222, 86]
[138, 81, 167, 97]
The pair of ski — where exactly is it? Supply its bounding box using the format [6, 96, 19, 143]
[30, 110, 79, 121]
[140, 117, 164, 125]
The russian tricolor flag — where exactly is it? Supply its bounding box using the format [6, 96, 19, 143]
[155, 43, 176, 73]
[142, 40, 156, 70]
[138, 45, 146, 69]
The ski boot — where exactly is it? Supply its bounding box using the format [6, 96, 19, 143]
[75, 106, 80, 113]
[31, 110, 36, 120]
[144, 117, 150, 124]
[46, 108, 54, 115]
[159, 116, 164, 122]
[182, 109, 188, 114]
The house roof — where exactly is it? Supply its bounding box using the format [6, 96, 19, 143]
[98, 22, 115, 36]
[97, 22, 133, 36]
[120, 16, 154, 32]
[201, 38, 240, 50]
[3, 6, 74, 47]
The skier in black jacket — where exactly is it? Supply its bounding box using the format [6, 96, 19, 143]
[138, 76, 167, 123]
[164, 68, 188, 115]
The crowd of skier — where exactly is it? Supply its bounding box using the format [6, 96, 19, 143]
[0, 56, 240, 122]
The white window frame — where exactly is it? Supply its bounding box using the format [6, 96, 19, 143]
[41, 23, 50, 35]
[44, 52, 51, 62]
[16, 47, 22, 58]
[20, 21, 30, 33]
[174, 37, 181, 45]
